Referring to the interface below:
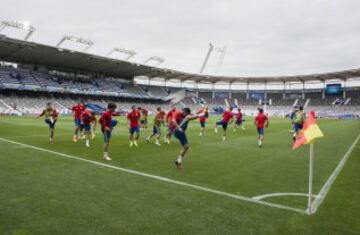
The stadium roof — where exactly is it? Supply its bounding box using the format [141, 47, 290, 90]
[0, 35, 360, 84]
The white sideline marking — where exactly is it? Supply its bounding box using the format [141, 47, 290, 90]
[0, 137, 306, 215]
[252, 192, 320, 201]
[310, 132, 360, 214]
[1, 133, 68, 139]
[13, 145, 29, 149]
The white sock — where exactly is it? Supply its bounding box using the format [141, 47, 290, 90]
[177, 155, 182, 163]
[86, 140, 89, 145]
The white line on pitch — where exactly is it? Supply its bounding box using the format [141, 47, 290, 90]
[0, 133, 69, 139]
[0, 137, 306, 215]
[310, 132, 360, 214]
[252, 192, 321, 201]
[13, 145, 29, 149]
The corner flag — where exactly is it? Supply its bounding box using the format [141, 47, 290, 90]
[293, 111, 324, 150]
[292, 111, 324, 214]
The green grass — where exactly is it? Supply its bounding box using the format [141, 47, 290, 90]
[0, 115, 359, 235]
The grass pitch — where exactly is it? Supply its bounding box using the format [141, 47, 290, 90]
[0, 115, 359, 235]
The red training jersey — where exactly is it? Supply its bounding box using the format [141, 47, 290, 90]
[154, 112, 164, 126]
[127, 111, 140, 128]
[99, 111, 112, 132]
[222, 110, 233, 123]
[82, 110, 96, 125]
[72, 104, 85, 119]
[197, 109, 207, 123]
[166, 109, 179, 129]
[166, 109, 176, 122]
[236, 112, 242, 121]
[167, 109, 177, 129]
[172, 111, 185, 125]
[255, 113, 268, 129]
[159, 111, 166, 120]
[51, 109, 59, 118]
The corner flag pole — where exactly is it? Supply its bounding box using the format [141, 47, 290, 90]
[307, 142, 315, 214]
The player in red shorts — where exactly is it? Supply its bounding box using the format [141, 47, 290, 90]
[254, 108, 269, 148]
[214, 107, 234, 141]
[99, 103, 117, 160]
[127, 105, 141, 147]
[71, 101, 85, 142]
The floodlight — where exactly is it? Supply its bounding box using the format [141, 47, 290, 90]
[56, 34, 94, 52]
[106, 47, 136, 60]
[0, 20, 36, 41]
[143, 56, 165, 67]
[199, 43, 227, 74]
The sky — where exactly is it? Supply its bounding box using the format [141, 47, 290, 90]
[1, 0, 360, 77]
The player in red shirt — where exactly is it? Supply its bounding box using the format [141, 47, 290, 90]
[127, 105, 141, 147]
[164, 105, 177, 144]
[214, 107, 234, 141]
[234, 108, 245, 131]
[197, 106, 208, 137]
[71, 102, 85, 142]
[254, 108, 269, 148]
[37, 102, 59, 144]
[81, 108, 97, 147]
[146, 107, 164, 146]
[99, 103, 117, 160]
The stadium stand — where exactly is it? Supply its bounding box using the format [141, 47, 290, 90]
[140, 85, 168, 98]
[1, 64, 360, 118]
[0, 36, 359, 118]
[0, 66, 159, 99]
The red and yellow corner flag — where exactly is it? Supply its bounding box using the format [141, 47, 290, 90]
[293, 111, 324, 150]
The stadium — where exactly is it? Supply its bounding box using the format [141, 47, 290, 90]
[1, 1, 360, 234]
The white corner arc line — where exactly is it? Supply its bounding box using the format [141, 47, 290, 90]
[310, 132, 360, 214]
[0, 137, 306, 215]
[252, 192, 320, 201]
